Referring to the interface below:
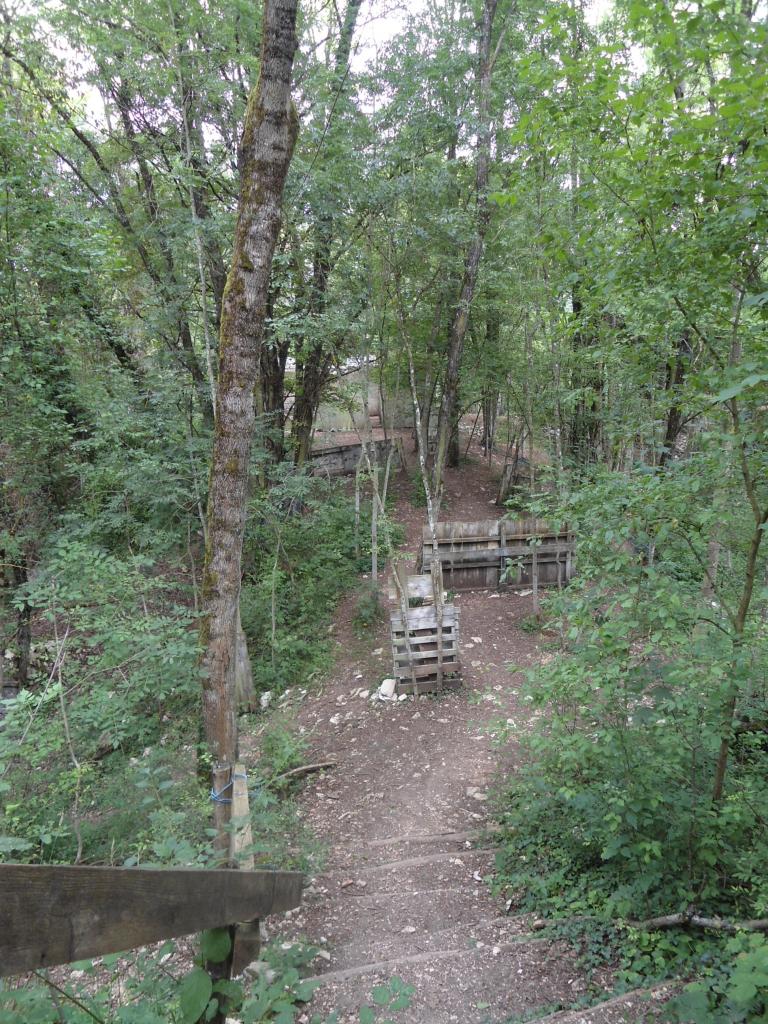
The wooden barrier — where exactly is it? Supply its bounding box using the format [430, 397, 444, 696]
[390, 601, 461, 694]
[0, 863, 303, 978]
[387, 564, 444, 607]
[310, 437, 399, 477]
[419, 518, 575, 591]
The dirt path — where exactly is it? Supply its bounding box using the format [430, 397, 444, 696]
[268, 449, 668, 1024]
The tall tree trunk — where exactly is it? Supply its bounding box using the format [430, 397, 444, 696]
[289, 0, 363, 464]
[199, 0, 299, 855]
[432, 0, 498, 511]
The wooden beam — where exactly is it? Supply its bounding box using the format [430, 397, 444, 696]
[0, 863, 303, 977]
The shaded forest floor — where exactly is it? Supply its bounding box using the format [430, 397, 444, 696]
[255, 442, 672, 1024]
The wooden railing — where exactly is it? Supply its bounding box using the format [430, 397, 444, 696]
[0, 863, 303, 978]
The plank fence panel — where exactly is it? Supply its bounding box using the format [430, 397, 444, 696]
[419, 519, 575, 591]
[0, 864, 303, 977]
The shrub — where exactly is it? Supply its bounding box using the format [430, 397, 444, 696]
[495, 466, 768, 931]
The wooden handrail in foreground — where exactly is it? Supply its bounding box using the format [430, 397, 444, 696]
[0, 863, 303, 977]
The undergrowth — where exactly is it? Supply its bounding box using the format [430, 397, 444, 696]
[493, 466, 768, 1021]
[0, 459, 389, 1021]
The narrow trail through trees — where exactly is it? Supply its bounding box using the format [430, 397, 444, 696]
[264, 448, 670, 1024]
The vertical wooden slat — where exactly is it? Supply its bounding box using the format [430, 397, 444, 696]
[231, 765, 261, 976]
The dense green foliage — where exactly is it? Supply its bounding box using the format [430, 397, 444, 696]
[2, 0, 768, 1018]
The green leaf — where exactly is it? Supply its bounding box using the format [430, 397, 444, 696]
[372, 985, 391, 1006]
[359, 1007, 376, 1024]
[212, 978, 242, 1000]
[179, 967, 213, 1024]
[710, 373, 768, 403]
[0, 836, 33, 853]
[389, 995, 412, 1011]
[200, 928, 231, 963]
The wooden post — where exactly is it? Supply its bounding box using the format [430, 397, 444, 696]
[566, 532, 573, 582]
[371, 463, 378, 586]
[531, 540, 539, 617]
[230, 764, 262, 976]
[354, 455, 362, 558]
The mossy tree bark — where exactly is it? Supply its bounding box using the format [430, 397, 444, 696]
[199, 0, 299, 855]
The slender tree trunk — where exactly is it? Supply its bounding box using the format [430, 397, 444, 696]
[659, 329, 692, 467]
[567, 282, 603, 465]
[199, 0, 299, 855]
[292, 345, 331, 465]
[711, 291, 766, 802]
[258, 286, 291, 463]
[432, 0, 498, 511]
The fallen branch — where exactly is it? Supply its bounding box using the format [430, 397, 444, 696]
[273, 761, 337, 783]
[631, 912, 768, 933]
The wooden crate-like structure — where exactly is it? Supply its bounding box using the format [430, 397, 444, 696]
[390, 601, 461, 695]
[387, 563, 445, 607]
[310, 437, 399, 477]
[419, 518, 574, 591]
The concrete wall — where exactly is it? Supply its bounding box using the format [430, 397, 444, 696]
[313, 368, 411, 432]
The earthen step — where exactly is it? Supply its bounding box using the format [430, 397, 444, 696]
[318, 848, 496, 895]
[528, 982, 676, 1023]
[325, 833, 498, 871]
[279, 882, 509, 941]
[301, 936, 583, 1024]
[309, 915, 541, 972]
[363, 826, 498, 848]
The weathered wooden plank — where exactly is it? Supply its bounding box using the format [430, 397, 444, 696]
[392, 637, 459, 651]
[393, 638, 459, 651]
[423, 549, 500, 567]
[390, 605, 457, 627]
[230, 764, 263, 976]
[0, 864, 303, 977]
[425, 520, 501, 541]
[393, 649, 459, 664]
[424, 519, 570, 543]
[396, 676, 462, 695]
[391, 614, 459, 628]
[394, 662, 462, 681]
[388, 567, 438, 605]
[392, 632, 458, 647]
[391, 623, 458, 638]
[423, 542, 571, 563]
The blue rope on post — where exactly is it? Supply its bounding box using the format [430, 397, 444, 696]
[209, 771, 247, 804]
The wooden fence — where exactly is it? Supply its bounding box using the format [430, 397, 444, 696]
[419, 518, 575, 591]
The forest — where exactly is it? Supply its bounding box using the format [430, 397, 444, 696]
[1, 0, 767, 1021]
